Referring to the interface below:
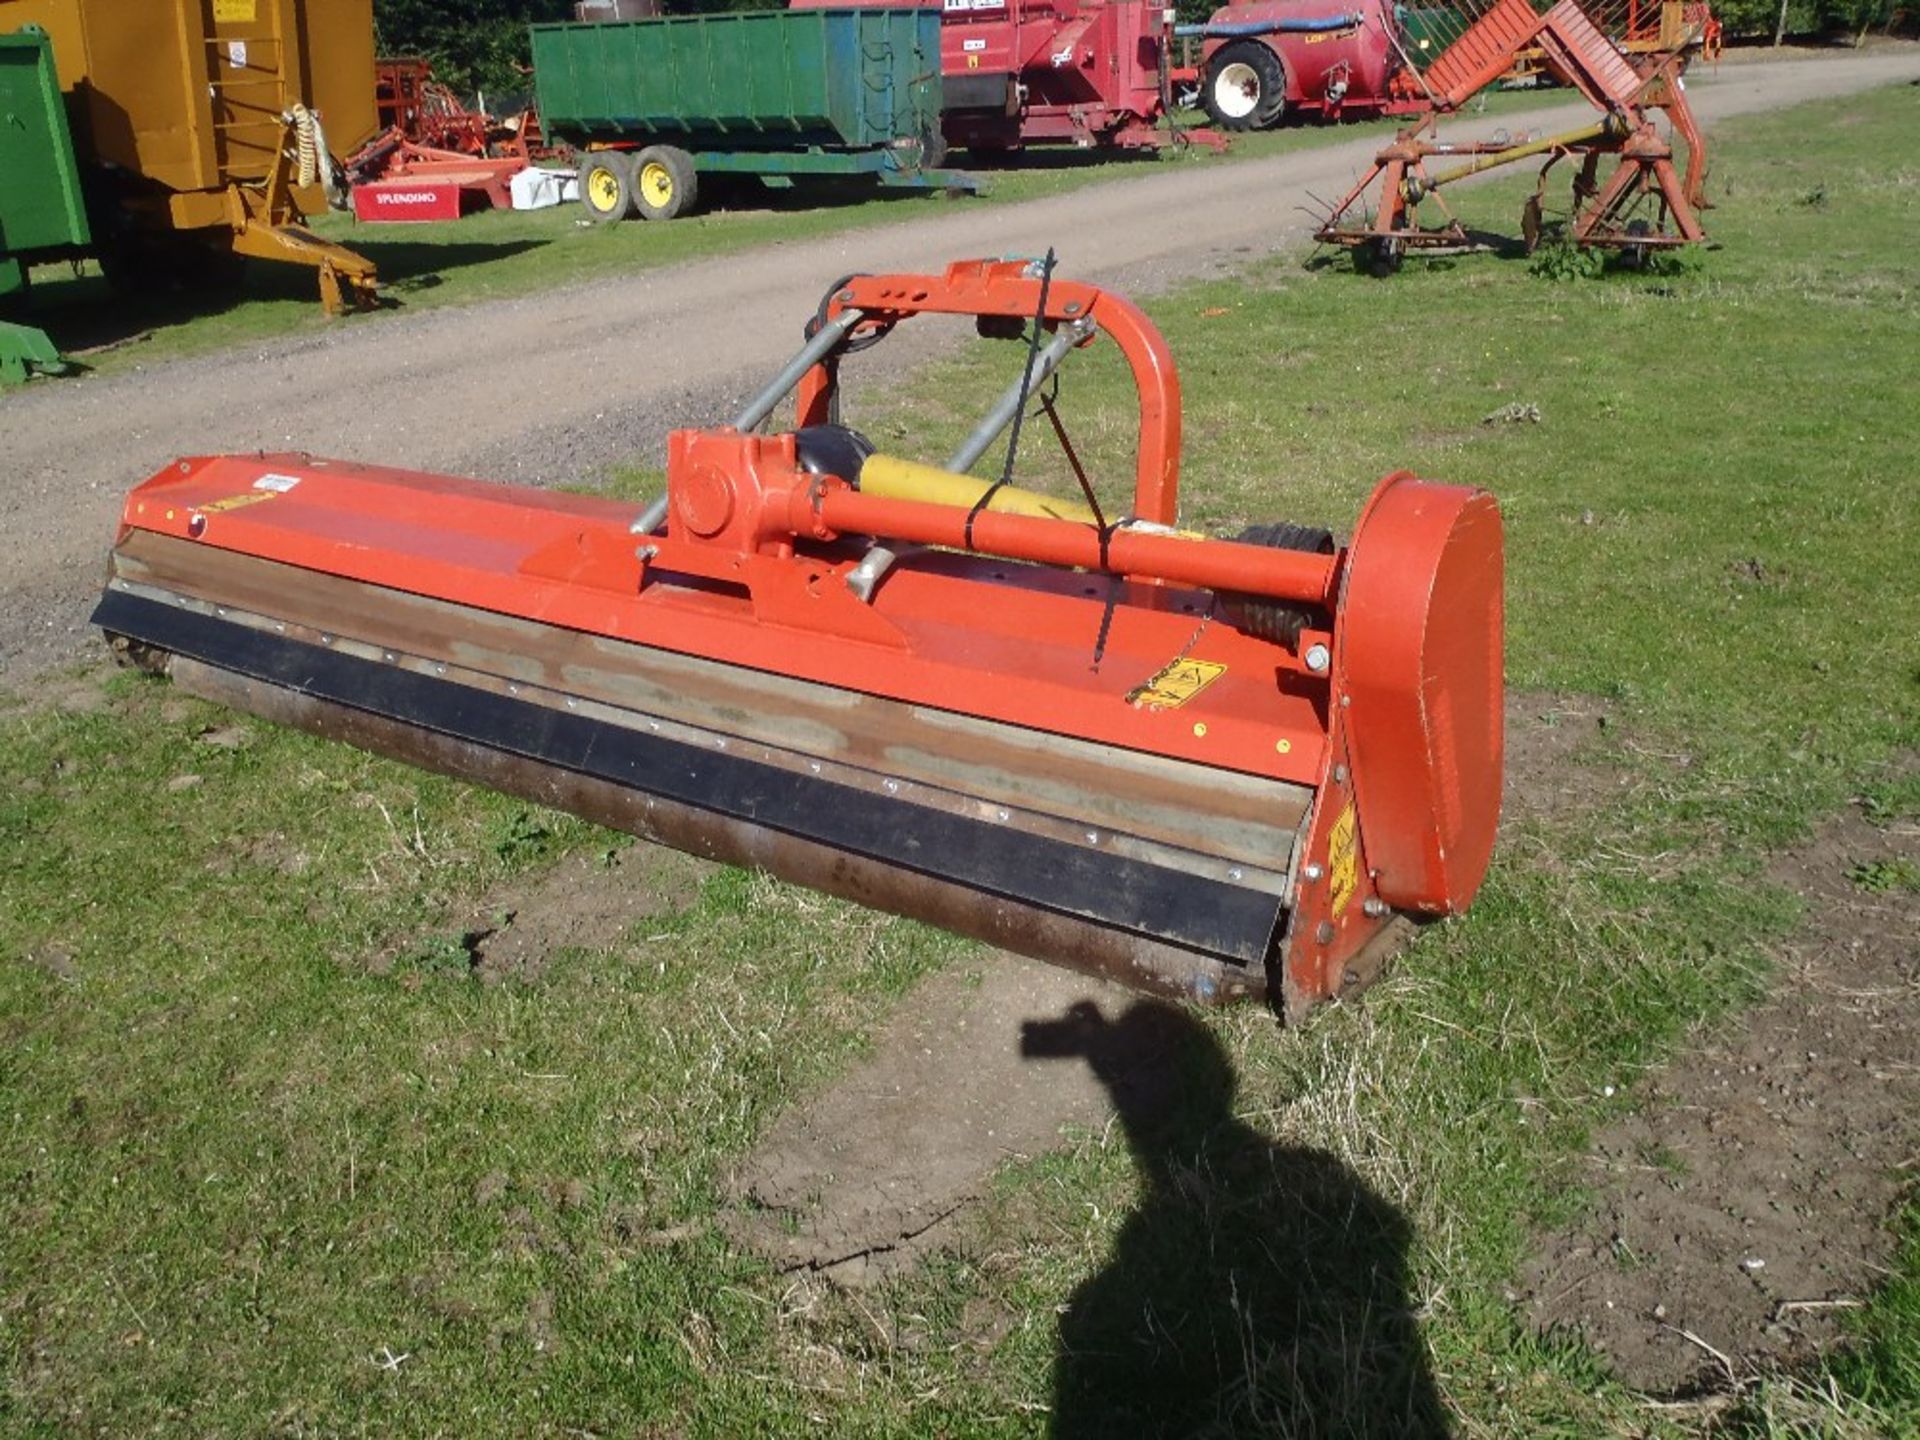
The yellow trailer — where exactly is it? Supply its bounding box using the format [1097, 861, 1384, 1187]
[1, 0, 380, 311]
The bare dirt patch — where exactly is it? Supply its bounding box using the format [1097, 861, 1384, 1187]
[363, 842, 711, 983]
[1502, 691, 1633, 829]
[467, 844, 711, 986]
[718, 691, 1636, 1285]
[1522, 802, 1920, 1394]
[724, 954, 1137, 1284]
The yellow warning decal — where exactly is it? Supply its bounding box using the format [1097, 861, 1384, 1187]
[1128, 659, 1226, 710]
[1327, 805, 1358, 916]
[199, 491, 278, 514]
[213, 0, 257, 21]
[202, 491, 276, 514]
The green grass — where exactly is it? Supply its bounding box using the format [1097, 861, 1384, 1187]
[1714, 1200, 1920, 1437]
[7, 90, 1552, 380]
[4, 84, 1918, 1436]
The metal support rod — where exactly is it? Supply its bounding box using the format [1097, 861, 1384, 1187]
[946, 322, 1086, 473]
[629, 494, 670, 536]
[730, 306, 866, 433]
[1174, 13, 1361, 36]
[1418, 120, 1614, 193]
[844, 544, 899, 603]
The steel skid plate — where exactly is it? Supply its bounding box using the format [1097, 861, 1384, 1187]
[96, 504, 1320, 1003]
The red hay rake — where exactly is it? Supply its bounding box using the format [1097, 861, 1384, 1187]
[1317, 0, 1709, 271]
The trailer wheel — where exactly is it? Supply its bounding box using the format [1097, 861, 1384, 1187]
[578, 151, 636, 224]
[1358, 236, 1404, 277]
[917, 125, 950, 173]
[634, 146, 698, 221]
[1202, 42, 1286, 132]
[1619, 218, 1653, 271]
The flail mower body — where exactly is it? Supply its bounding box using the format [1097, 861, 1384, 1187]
[94, 259, 1503, 1019]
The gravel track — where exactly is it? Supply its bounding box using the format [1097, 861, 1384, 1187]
[3, 51, 1915, 687]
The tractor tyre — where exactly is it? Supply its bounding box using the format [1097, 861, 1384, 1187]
[578, 151, 637, 225]
[634, 146, 699, 222]
[1202, 42, 1287, 132]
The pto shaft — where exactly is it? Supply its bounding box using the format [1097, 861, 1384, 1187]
[814, 487, 1338, 607]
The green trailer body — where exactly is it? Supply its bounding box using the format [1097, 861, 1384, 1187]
[532, 8, 972, 219]
[1394, 7, 1474, 68]
[0, 25, 88, 382]
[0, 25, 88, 257]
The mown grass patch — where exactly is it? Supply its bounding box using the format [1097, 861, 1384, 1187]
[3, 84, 1916, 1436]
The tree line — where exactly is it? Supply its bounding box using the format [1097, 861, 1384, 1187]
[372, 0, 768, 96]
[375, 0, 1907, 100]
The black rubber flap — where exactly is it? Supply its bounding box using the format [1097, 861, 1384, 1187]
[94, 589, 1285, 965]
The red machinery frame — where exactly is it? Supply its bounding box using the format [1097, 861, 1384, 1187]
[794, 0, 1225, 153]
[1316, 0, 1708, 269]
[346, 58, 560, 216]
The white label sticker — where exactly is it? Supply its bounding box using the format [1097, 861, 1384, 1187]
[227, 40, 248, 69]
[253, 473, 302, 493]
[962, 38, 987, 51]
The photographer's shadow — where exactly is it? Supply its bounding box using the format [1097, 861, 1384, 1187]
[1022, 1000, 1448, 1439]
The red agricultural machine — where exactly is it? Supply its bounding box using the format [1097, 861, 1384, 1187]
[796, 0, 1225, 152]
[808, 0, 1720, 153]
[345, 58, 557, 219]
[1188, 0, 1716, 130]
[1190, 0, 1419, 128]
[1314, 0, 1708, 269]
[93, 258, 1505, 1018]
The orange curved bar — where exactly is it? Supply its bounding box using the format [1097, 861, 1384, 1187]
[793, 260, 1184, 527]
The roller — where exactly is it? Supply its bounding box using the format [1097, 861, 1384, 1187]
[93, 258, 1504, 1019]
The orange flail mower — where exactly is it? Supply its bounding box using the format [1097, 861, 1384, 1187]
[94, 258, 1503, 1018]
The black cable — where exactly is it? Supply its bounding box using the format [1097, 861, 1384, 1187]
[964, 248, 1055, 551]
[803, 272, 893, 426]
[1038, 384, 1107, 534]
[1031, 326, 1121, 670]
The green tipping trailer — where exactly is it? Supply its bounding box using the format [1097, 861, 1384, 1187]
[1395, 7, 1472, 68]
[0, 25, 88, 382]
[531, 7, 973, 223]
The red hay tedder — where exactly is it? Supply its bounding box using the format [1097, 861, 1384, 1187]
[1314, 0, 1710, 269]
